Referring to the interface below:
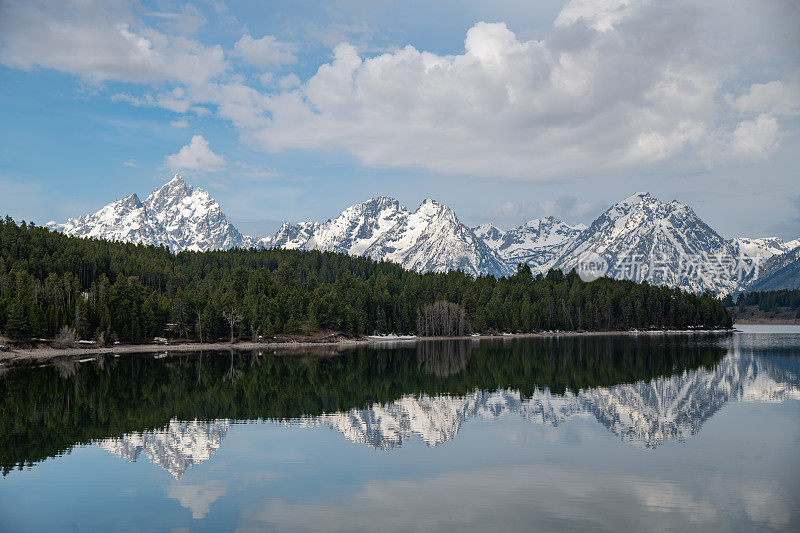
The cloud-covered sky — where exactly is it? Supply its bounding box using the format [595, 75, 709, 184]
[0, 0, 798, 238]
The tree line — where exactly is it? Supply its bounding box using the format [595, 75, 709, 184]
[0, 216, 731, 344]
[725, 289, 800, 316]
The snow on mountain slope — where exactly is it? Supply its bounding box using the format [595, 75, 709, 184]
[264, 198, 513, 277]
[731, 237, 798, 261]
[46, 193, 158, 245]
[48, 174, 246, 252]
[475, 217, 587, 273]
[364, 199, 512, 276]
[553, 193, 760, 295]
[306, 196, 407, 255]
[258, 220, 320, 249]
[747, 245, 800, 291]
[473, 223, 505, 248]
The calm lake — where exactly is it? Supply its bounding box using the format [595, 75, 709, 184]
[1, 325, 799, 531]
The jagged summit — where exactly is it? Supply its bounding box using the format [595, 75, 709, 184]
[475, 216, 587, 274]
[48, 174, 246, 252]
[554, 193, 753, 294]
[621, 191, 651, 203]
[262, 195, 512, 276]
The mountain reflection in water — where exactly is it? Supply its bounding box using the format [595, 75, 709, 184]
[1, 333, 798, 479]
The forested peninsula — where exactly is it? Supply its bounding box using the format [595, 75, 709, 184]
[0, 216, 731, 346]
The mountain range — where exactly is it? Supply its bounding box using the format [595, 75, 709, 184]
[47, 175, 800, 294]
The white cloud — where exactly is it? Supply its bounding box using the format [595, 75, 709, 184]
[726, 80, 800, 116]
[1, 0, 796, 183]
[165, 135, 226, 171]
[729, 114, 780, 160]
[259, 72, 274, 86]
[123, 159, 138, 167]
[170, 119, 189, 129]
[234, 35, 296, 67]
[277, 73, 301, 90]
[244, 11, 730, 179]
[112, 87, 192, 113]
[0, 0, 227, 85]
[146, 3, 207, 37]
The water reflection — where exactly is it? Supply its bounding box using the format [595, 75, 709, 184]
[1, 333, 798, 477]
[100, 420, 230, 479]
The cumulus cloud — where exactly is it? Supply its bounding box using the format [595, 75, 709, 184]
[234, 34, 296, 67]
[729, 114, 781, 160]
[244, 11, 729, 179]
[1, 0, 795, 181]
[726, 80, 800, 116]
[0, 0, 226, 85]
[165, 135, 226, 171]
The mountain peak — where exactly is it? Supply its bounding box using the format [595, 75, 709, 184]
[417, 198, 450, 214]
[50, 175, 244, 252]
[157, 174, 194, 193]
[619, 191, 653, 205]
[116, 193, 143, 209]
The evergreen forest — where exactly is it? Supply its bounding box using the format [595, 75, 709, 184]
[0, 216, 732, 344]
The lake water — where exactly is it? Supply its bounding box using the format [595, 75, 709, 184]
[1, 326, 799, 531]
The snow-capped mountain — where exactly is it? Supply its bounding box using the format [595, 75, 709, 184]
[48, 174, 246, 252]
[747, 245, 800, 292]
[261, 221, 320, 250]
[99, 419, 230, 478]
[474, 217, 587, 273]
[552, 192, 763, 295]
[292, 350, 799, 450]
[46, 176, 799, 292]
[731, 237, 800, 262]
[263, 197, 513, 277]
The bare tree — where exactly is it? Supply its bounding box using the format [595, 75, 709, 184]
[222, 308, 243, 343]
[54, 326, 77, 349]
[250, 323, 261, 343]
[416, 301, 472, 337]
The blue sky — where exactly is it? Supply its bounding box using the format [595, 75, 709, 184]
[1, 0, 799, 239]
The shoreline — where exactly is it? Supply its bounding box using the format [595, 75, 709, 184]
[730, 318, 799, 325]
[0, 328, 735, 367]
